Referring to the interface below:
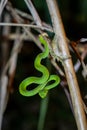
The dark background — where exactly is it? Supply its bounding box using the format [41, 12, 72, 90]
[1, 0, 87, 130]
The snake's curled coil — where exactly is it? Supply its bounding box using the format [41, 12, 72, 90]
[19, 35, 60, 98]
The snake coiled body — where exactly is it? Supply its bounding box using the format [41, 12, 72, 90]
[19, 35, 60, 98]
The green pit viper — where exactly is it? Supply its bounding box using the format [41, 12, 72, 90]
[19, 34, 60, 98]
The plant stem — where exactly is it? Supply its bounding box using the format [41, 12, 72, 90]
[46, 0, 87, 130]
[37, 95, 49, 130]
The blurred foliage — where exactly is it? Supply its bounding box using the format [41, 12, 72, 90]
[2, 0, 87, 130]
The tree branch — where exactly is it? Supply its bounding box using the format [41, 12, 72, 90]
[46, 0, 87, 130]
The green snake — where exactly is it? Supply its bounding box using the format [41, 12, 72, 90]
[19, 35, 60, 98]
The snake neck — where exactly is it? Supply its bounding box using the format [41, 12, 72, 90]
[34, 37, 50, 82]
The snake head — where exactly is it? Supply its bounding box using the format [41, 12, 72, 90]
[39, 33, 48, 44]
[39, 89, 48, 98]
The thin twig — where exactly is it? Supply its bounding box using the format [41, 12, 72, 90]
[24, 0, 42, 26]
[0, 22, 53, 32]
[0, 76, 8, 130]
[0, 12, 11, 130]
[0, 0, 8, 17]
[15, 8, 33, 21]
[8, 28, 24, 93]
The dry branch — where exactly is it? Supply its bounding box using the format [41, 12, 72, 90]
[46, 0, 87, 130]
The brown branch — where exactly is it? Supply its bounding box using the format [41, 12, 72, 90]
[0, 0, 8, 17]
[0, 12, 11, 130]
[8, 28, 24, 93]
[24, 0, 42, 26]
[46, 0, 87, 130]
